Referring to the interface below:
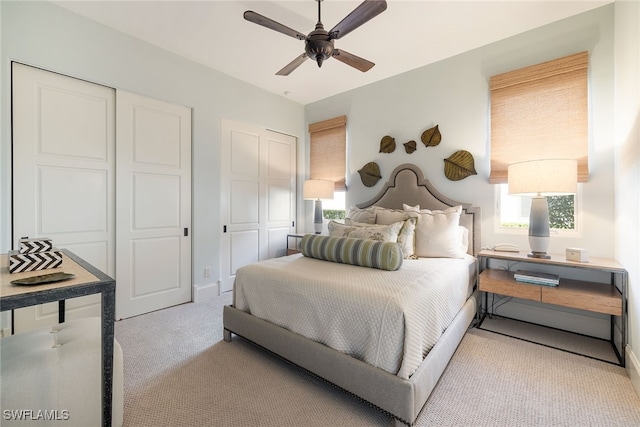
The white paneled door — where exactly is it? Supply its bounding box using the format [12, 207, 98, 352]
[220, 119, 296, 293]
[11, 63, 115, 331]
[116, 92, 192, 319]
[11, 63, 192, 329]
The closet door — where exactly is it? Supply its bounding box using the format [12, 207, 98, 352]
[12, 64, 193, 328]
[11, 63, 115, 332]
[116, 91, 192, 319]
[220, 119, 297, 293]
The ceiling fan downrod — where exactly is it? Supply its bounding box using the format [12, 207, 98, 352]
[306, 0, 333, 68]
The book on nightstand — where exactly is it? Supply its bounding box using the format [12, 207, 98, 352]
[514, 270, 560, 286]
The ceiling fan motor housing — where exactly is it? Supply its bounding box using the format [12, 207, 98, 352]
[305, 25, 334, 67]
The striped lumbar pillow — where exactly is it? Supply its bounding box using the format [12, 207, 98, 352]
[301, 234, 403, 271]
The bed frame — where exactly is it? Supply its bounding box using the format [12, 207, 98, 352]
[223, 163, 481, 425]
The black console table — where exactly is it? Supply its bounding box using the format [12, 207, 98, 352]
[0, 249, 116, 427]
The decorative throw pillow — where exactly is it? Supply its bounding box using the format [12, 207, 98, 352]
[346, 206, 376, 224]
[370, 207, 419, 259]
[346, 217, 417, 259]
[328, 220, 403, 243]
[411, 205, 465, 258]
[373, 206, 419, 225]
[403, 203, 420, 212]
[460, 226, 470, 255]
[301, 234, 403, 271]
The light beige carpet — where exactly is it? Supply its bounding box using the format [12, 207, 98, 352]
[479, 314, 621, 364]
[115, 293, 640, 426]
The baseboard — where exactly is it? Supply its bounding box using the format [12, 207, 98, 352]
[193, 282, 220, 303]
[627, 345, 640, 398]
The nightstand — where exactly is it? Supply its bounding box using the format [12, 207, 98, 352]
[286, 234, 305, 255]
[477, 249, 627, 366]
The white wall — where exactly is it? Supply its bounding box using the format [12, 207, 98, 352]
[614, 0, 640, 394]
[305, 6, 619, 337]
[0, 1, 305, 296]
[306, 5, 615, 259]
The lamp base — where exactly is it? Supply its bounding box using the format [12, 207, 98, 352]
[527, 251, 551, 259]
[528, 198, 550, 259]
[313, 199, 323, 234]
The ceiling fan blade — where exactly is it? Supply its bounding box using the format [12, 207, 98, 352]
[276, 53, 309, 76]
[244, 11, 306, 40]
[332, 49, 375, 72]
[329, 0, 387, 40]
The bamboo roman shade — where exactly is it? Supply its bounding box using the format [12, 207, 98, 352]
[489, 51, 589, 184]
[309, 115, 347, 191]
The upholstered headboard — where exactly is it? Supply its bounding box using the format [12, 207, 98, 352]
[356, 163, 481, 256]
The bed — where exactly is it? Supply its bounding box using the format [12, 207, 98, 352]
[223, 163, 481, 426]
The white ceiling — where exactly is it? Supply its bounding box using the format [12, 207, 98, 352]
[53, 0, 610, 105]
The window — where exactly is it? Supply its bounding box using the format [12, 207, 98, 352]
[309, 116, 347, 218]
[489, 51, 589, 184]
[321, 191, 346, 220]
[491, 52, 587, 232]
[498, 184, 577, 231]
[309, 115, 346, 191]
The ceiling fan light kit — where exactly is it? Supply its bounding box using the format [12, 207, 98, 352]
[244, 0, 387, 75]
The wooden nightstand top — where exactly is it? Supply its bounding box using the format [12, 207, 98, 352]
[477, 249, 625, 273]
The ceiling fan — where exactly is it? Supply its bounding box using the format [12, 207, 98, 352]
[244, 0, 387, 76]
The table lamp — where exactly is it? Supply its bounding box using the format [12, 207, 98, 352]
[303, 179, 334, 234]
[508, 159, 577, 258]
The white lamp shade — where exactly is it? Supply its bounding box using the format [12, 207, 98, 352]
[303, 179, 334, 200]
[508, 159, 578, 196]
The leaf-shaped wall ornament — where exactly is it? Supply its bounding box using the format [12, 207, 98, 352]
[403, 140, 417, 154]
[358, 162, 382, 187]
[444, 150, 478, 181]
[379, 135, 396, 153]
[421, 125, 442, 147]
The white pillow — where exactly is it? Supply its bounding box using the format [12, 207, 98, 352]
[373, 206, 419, 225]
[346, 206, 376, 224]
[460, 226, 470, 255]
[347, 217, 417, 259]
[327, 220, 403, 243]
[371, 207, 420, 259]
[411, 205, 465, 258]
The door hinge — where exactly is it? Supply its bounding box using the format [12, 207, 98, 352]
[184, 228, 189, 237]
[223, 225, 227, 233]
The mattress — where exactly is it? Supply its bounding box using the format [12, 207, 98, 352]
[233, 253, 476, 379]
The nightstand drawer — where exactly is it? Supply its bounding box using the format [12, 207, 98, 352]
[541, 279, 622, 316]
[479, 269, 541, 302]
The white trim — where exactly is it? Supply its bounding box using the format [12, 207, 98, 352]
[627, 346, 640, 399]
[193, 282, 220, 303]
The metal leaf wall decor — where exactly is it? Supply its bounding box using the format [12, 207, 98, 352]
[403, 140, 417, 154]
[379, 135, 396, 153]
[358, 162, 382, 187]
[444, 150, 477, 181]
[421, 125, 442, 147]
